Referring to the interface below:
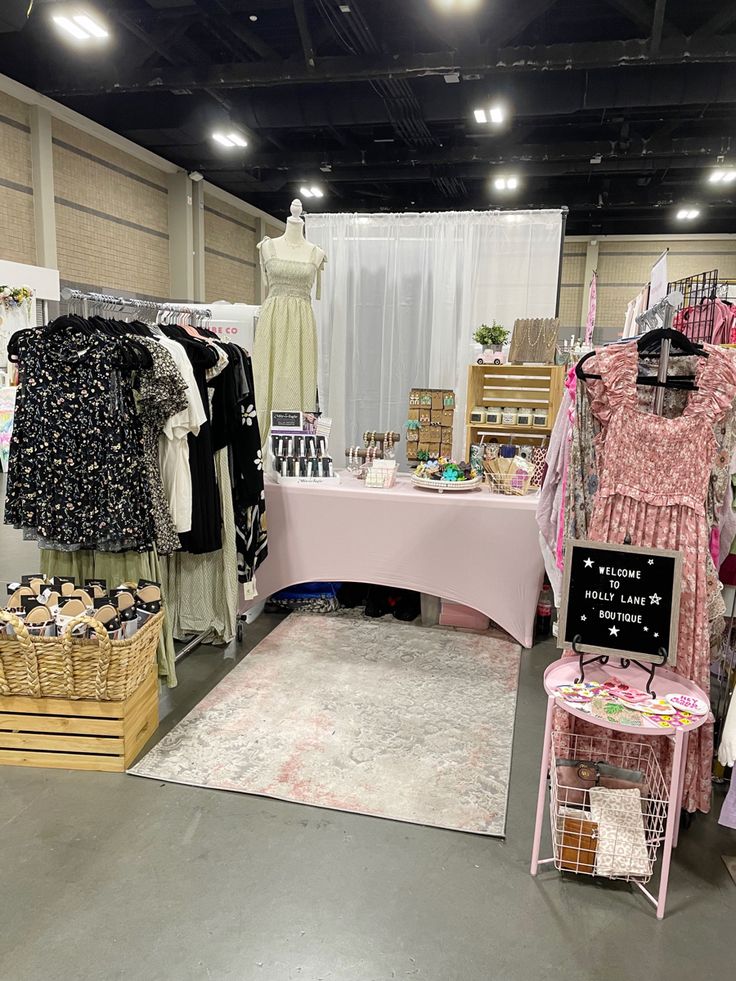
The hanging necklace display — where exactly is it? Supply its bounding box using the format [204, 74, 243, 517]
[509, 317, 560, 364]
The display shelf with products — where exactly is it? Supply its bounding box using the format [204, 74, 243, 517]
[464, 363, 565, 459]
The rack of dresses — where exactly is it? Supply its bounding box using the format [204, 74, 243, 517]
[4, 291, 267, 684]
[538, 300, 736, 814]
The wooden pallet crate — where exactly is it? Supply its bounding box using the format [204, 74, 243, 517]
[0, 668, 159, 772]
[465, 363, 565, 459]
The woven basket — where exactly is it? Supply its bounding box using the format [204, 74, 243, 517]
[0, 610, 163, 701]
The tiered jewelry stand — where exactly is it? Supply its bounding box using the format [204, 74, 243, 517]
[345, 432, 400, 466]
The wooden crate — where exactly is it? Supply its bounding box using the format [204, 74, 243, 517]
[465, 363, 565, 459]
[0, 668, 159, 772]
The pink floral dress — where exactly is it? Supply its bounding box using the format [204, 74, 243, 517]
[561, 341, 736, 813]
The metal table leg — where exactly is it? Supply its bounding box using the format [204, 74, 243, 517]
[656, 729, 686, 919]
[531, 695, 555, 875]
[672, 731, 689, 849]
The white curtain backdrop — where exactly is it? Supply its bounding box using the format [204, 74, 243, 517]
[306, 210, 563, 464]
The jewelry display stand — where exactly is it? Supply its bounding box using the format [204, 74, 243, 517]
[345, 432, 400, 470]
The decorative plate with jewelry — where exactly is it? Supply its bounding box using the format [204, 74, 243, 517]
[412, 457, 483, 492]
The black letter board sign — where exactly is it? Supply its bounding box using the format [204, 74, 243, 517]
[557, 539, 682, 666]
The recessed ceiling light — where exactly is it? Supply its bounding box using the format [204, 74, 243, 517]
[676, 207, 700, 220]
[212, 131, 247, 148]
[300, 186, 314, 198]
[474, 109, 487, 124]
[725, 172, 736, 183]
[710, 170, 725, 183]
[489, 105, 504, 124]
[338, 3, 351, 11]
[494, 177, 506, 190]
[72, 13, 108, 38]
[494, 175, 519, 191]
[249, 14, 258, 21]
[310, 186, 324, 198]
[506, 176, 519, 189]
[52, 11, 109, 41]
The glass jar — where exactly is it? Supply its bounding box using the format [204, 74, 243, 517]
[516, 407, 532, 427]
[533, 407, 549, 428]
[486, 406, 501, 425]
[470, 405, 485, 424]
[502, 406, 517, 426]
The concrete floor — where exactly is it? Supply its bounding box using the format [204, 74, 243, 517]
[1, 476, 735, 980]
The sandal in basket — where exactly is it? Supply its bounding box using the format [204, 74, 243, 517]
[116, 591, 139, 639]
[55, 598, 89, 636]
[136, 585, 161, 627]
[94, 604, 123, 641]
[24, 604, 56, 637]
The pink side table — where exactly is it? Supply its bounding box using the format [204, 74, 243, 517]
[530, 656, 709, 919]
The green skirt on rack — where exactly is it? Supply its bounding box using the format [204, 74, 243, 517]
[40, 548, 177, 687]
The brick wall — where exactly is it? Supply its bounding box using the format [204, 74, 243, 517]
[204, 194, 257, 302]
[0, 91, 35, 264]
[596, 239, 736, 337]
[52, 119, 170, 296]
[558, 241, 587, 330]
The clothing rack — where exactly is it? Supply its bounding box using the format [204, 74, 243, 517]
[59, 288, 227, 665]
[59, 287, 212, 321]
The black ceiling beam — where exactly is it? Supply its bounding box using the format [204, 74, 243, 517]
[495, 0, 561, 47]
[41, 35, 736, 95]
[604, 0, 677, 37]
[650, 0, 667, 56]
[293, 0, 316, 68]
[693, 8, 736, 39]
[196, 0, 280, 60]
[216, 135, 730, 170]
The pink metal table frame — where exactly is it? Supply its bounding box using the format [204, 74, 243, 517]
[530, 657, 709, 919]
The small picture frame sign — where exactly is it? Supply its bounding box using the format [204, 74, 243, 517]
[557, 539, 682, 667]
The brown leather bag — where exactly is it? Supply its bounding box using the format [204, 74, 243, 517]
[556, 759, 648, 808]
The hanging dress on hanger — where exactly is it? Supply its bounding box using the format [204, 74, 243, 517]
[253, 236, 326, 451]
[560, 340, 736, 813]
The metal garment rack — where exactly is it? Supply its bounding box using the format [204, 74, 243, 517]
[59, 287, 213, 665]
[59, 287, 212, 322]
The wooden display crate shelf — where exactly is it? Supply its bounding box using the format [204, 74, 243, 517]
[465, 362, 564, 459]
[0, 668, 159, 772]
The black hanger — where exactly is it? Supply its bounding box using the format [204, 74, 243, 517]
[576, 328, 706, 389]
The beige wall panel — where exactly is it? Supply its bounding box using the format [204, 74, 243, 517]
[52, 120, 169, 294]
[204, 193, 257, 302]
[0, 92, 35, 264]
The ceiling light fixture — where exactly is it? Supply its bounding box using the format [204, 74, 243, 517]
[52, 11, 108, 41]
[434, 0, 482, 11]
[676, 208, 700, 220]
[473, 105, 506, 126]
[300, 186, 325, 199]
[710, 168, 736, 184]
[211, 131, 248, 149]
[494, 176, 519, 191]
[300, 186, 314, 198]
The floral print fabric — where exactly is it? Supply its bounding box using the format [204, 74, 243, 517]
[5, 322, 155, 551]
[559, 341, 736, 813]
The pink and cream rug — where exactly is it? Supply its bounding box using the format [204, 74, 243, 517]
[130, 615, 521, 836]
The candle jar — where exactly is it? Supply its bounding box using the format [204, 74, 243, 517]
[486, 406, 501, 425]
[502, 407, 518, 426]
[516, 407, 532, 427]
[533, 407, 549, 428]
[470, 405, 485, 424]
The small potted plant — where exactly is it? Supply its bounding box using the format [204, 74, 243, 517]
[473, 321, 509, 364]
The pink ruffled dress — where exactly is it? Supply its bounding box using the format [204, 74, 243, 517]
[561, 341, 736, 813]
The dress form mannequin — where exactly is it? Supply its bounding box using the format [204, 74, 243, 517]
[253, 198, 327, 452]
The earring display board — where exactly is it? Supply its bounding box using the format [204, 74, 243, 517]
[508, 317, 560, 365]
[406, 388, 456, 464]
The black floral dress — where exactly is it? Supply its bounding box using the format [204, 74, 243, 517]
[136, 337, 189, 555]
[5, 322, 155, 550]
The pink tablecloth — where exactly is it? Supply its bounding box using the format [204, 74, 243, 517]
[250, 473, 544, 647]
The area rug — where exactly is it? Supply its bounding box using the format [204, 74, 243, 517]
[130, 615, 522, 835]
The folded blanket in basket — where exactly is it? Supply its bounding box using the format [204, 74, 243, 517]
[588, 787, 650, 878]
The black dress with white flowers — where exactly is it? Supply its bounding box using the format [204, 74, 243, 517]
[5, 321, 155, 550]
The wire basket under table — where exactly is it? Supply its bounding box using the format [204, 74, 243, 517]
[550, 730, 669, 884]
